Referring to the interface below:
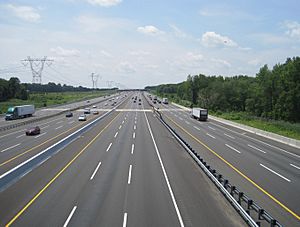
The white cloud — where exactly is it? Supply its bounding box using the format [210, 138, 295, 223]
[284, 21, 300, 39]
[50, 46, 80, 57]
[201, 31, 237, 48]
[118, 61, 136, 74]
[100, 50, 113, 58]
[86, 0, 122, 7]
[170, 24, 187, 38]
[76, 15, 131, 33]
[137, 25, 164, 35]
[5, 4, 40, 22]
[211, 58, 231, 67]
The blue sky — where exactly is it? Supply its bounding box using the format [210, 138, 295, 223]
[0, 0, 299, 88]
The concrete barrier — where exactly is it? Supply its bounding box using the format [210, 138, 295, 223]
[171, 102, 300, 149]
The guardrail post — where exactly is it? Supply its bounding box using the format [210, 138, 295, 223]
[238, 192, 244, 204]
[247, 199, 253, 212]
[230, 185, 236, 195]
[223, 179, 228, 188]
[270, 219, 277, 227]
[258, 208, 264, 220]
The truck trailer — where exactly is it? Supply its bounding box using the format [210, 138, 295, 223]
[5, 105, 35, 120]
[191, 108, 208, 121]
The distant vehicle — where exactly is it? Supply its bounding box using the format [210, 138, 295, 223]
[191, 108, 208, 121]
[86, 100, 90, 103]
[104, 103, 108, 106]
[138, 102, 141, 105]
[139, 98, 141, 101]
[162, 98, 168, 104]
[153, 96, 157, 101]
[78, 114, 87, 121]
[84, 108, 90, 114]
[92, 105, 97, 108]
[133, 100, 136, 103]
[157, 99, 161, 104]
[65, 112, 73, 117]
[92, 110, 99, 115]
[5, 105, 35, 120]
[153, 100, 157, 104]
[26, 126, 40, 136]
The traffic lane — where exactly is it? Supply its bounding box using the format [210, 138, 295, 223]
[164, 102, 300, 157]
[125, 109, 182, 227]
[145, 110, 246, 226]
[0, 92, 122, 129]
[161, 112, 300, 226]
[0, 98, 128, 176]
[0, 111, 104, 173]
[6, 109, 130, 226]
[0, 108, 123, 226]
[170, 111, 300, 177]
[0, 99, 115, 155]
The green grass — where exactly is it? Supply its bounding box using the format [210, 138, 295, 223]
[0, 91, 114, 114]
[211, 111, 300, 140]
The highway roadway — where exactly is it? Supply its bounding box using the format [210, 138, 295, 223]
[147, 94, 300, 226]
[0, 92, 119, 129]
[0, 92, 246, 226]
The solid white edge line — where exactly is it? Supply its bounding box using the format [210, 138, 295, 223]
[206, 133, 216, 139]
[290, 163, 300, 170]
[131, 144, 134, 154]
[34, 132, 47, 138]
[63, 206, 77, 227]
[90, 161, 102, 180]
[224, 133, 235, 139]
[247, 144, 266, 154]
[106, 142, 112, 152]
[225, 144, 241, 154]
[123, 212, 128, 227]
[260, 163, 291, 182]
[143, 109, 185, 227]
[0, 143, 21, 153]
[128, 165, 132, 184]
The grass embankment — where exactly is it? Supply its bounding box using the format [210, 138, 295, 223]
[0, 91, 113, 114]
[154, 92, 300, 140]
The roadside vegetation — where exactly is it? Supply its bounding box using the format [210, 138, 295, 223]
[0, 77, 117, 114]
[147, 57, 300, 140]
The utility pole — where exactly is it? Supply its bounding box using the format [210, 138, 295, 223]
[21, 56, 53, 84]
[91, 73, 100, 90]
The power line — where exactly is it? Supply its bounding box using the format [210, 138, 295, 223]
[21, 56, 53, 84]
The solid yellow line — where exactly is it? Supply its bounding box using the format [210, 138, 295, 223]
[0, 114, 100, 167]
[165, 114, 300, 221]
[5, 113, 120, 226]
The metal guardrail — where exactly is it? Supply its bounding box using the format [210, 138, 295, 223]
[142, 92, 282, 227]
[0, 94, 118, 132]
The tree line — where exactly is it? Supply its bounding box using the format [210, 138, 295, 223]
[146, 57, 300, 122]
[0, 78, 117, 102]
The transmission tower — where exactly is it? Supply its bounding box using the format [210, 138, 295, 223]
[91, 73, 100, 90]
[21, 56, 53, 84]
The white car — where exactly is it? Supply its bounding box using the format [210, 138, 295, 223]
[104, 103, 108, 106]
[78, 114, 87, 121]
[92, 105, 97, 108]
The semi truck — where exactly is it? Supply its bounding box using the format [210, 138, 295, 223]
[162, 98, 168, 104]
[5, 105, 35, 120]
[191, 108, 208, 121]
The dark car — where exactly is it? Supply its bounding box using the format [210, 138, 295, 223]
[26, 126, 40, 136]
[65, 112, 73, 117]
[138, 102, 141, 105]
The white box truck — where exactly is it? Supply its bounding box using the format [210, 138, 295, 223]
[162, 98, 168, 104]
[5, 105, 35, 120]
[191, 108, 208, 121]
